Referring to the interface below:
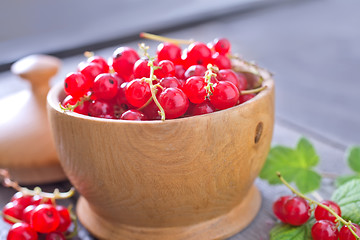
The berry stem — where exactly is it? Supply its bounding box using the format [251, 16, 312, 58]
[204, 64, 218, 98]
[0, 168, 75, 200]
[147, 61, 166, 121]
[240, 85, 267, 95]
[277, 172, 360, 239]
[65, 205, 79, 239]
[0, 211, 22, 224]
[140, 32, 194, 45]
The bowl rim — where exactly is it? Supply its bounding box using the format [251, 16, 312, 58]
[47, 72, 274, 125]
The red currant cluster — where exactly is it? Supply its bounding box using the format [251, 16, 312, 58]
[2, 191, 74, 240]
[62, 34, 265, 121]
[273, 196, 360, 240]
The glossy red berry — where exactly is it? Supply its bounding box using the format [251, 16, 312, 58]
[64, 72, 90, 99]
[155, 60, 175, 79]
[212, 38, 231, 55]
[7, 222, 38, 240]
[11, 192, 34, 208]
[238, 93, 255, 104]
[217, 69, 246, 92]
[315, 200, 341, 223]
[92, 73, 119, 100]
[133, 58, 151, 78]
[120, 109, 146, 121]
[62, 95, 90, 115]
[174, 65, 186, 80]
[112, 47, 140, 81]
[211, 52, 231, 69]
[237, 72, 248, 91]
[158, 88, 189, 119]
[210, 81, 239, 110]
[88, 56, 109, 73]
[45, 232, 66, 240]
[78, 62, 105, 85]
[187, 100, 216, 116]
[125, 79, 151, 108]
[272, 195, 291, 223]
[3, 201, 23, 224]
[311, 220, 339, 240]
[55, 206, 71, 232]
[157, 42, 182, 65]
[159, 77, 182, 89]
[182, 42, 212, 68]
[31, 196, 53, 206]
[282, 196, 311, 226]
[88, 100, 114, 118]
[339, 223, 360, 240]
[182, 76, 207, 104]
[31, 204, 60, 233]
[184, 65, 206, 79]
[23, 205, 36, 224]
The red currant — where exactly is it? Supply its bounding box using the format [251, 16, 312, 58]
[11, 192, 33, 208]
[61, 95, 89, 114]
[212, 38, 231, 55]
[217, 69, 246, 92]
[282, 196, 311, 226]
[3, 201, 23, 224]
[238, 93, 255, 104]
[339, 223, 360, 240]
[23, 205, 36, 224]
[158, 88, 189, 119]
[155, 60, 175, 79]
[159, 77, 182, 89]
[184, 65, 206, 79]
[88, 100, 114, 118]
[133, 58, 150, 78]
[87, 55, 109, 73]
[31, 204, 60, 233]
[7, 222, 38, 240]
[182, 42, 212, 68]
[112, 47, 140, 81]
[78, 62, 104, 84]
[64, 72, 89, 99]
[32, 196, 53, 206]
[120, 109, 146, 121]
[187, 100, 216, 116]
[182, 76, 207, 104]
[125, 79, 151, 108]
[210, 81, 239, 110]
[272, 195, 291, 223]
[314, 200, 341, 223]
[157, 42, 182, 65]
[92, 73, 119, 100]
[45, 232, 66, 240]
[311, 220, 339, 240]
[55, 206, 71, 232]
[237, 72, 248, 90]
[174, 65, 186, 80]
[211, 52, 231, 69]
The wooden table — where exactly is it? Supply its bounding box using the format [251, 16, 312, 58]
[1, 0, 359, 239]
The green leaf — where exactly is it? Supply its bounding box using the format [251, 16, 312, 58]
[331, 179, 360, 224]
[297, 137, 319, 167]
[293, 169, 321, 193]
[260, 137, 321, 193]
[347, 146, 360, 173]
[335, 174, 360, 187]
[270, 218, 315, 240]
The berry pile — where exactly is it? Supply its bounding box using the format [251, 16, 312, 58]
[273, 196, 360, 240]
[61, 33, 266, 121]
[2, 190, 75, 240]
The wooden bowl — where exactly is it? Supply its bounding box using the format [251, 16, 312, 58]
[47, 72, 274, 240]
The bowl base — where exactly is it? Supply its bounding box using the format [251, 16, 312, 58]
[76, 185, 261, 240]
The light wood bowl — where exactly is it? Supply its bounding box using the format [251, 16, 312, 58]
[47, 72, 274, 240]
